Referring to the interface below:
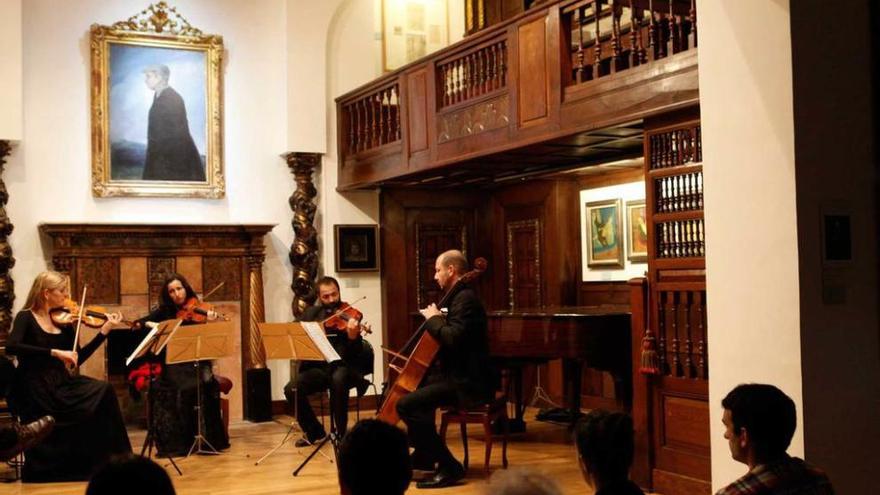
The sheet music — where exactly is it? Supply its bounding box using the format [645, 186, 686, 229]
[125, 324, 161, 367]
[301, 321, 342, 363]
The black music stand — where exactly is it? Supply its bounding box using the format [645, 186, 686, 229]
[126, 319, 184, 475]
[254, 321, 342, 476]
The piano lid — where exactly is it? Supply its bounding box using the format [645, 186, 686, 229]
[487, 305, 630, 318]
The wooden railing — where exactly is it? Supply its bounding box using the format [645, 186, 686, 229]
[656, 288, 707, 379]
[341, 80, 401, 155]
[336, 0, 699, 189]
[562, 0, 696, 85]
[437, 37, 508, 109]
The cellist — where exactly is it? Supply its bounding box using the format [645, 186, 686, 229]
[396, 250, 494, 489]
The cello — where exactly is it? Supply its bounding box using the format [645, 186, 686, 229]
[376, 257, 487, 425]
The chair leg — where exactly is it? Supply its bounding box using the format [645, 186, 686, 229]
[459, 420, 469, 471]
[483, 416, 492, 474]
[501, 412, 509, 469]
[439, 414, 449, 441]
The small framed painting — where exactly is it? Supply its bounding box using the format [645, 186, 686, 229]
[335, 225, 380, 272]
[626, 200, 648, 262]
[585, 199, 624, 268]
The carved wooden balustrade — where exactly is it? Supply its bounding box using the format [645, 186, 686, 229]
[336, 0, 699, 190]
[563, 0, 696, 85]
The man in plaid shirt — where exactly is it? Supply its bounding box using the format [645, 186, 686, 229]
[716, 384, 834, 495]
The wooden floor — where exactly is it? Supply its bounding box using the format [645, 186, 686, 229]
[2, 409, 598, 495]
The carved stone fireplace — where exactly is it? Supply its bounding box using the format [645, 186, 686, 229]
[39, 223, 276, 422]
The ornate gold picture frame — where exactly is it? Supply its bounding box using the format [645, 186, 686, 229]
[90, 2, 224, 198]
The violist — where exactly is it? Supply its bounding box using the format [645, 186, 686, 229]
[131, 273, 229, 456]
[6, 271, 132, 481]
[282, 276, 372, 446]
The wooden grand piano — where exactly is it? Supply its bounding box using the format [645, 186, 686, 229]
[487, 305, 631, 431]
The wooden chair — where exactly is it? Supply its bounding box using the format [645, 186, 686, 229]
[215, 374, 233, 437]
[439, 394, 509, 474]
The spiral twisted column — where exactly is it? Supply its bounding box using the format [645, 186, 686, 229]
[246, 254, 267, 368]
[285, 152, 321, 318]
[0, 141, 14, 346]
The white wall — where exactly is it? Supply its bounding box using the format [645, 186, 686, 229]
[322, 0, 385, 386]
[697, 0, 804, 489]
[579, 182, 646, 281]
[6, 0, 294, 398]
[0, 0, 23, 140]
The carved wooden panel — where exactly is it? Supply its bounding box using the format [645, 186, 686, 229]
[415, 224, 467, 308]
[148, 257, 176, 309]
[75, 258, 120, 304]
[438, 94, 510, 143]
[661, 394, 711, 454]
[407, 68, 429, 153]
[517, 16, 549, 125]
[506, 219, 542, 309]
[203, 256, 242, 301]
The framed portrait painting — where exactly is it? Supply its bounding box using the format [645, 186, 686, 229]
[585, 199, 624, 268]
[90, 3, 224, 198]
[626, 200, 648, 262]
[335, 225, 380, 272]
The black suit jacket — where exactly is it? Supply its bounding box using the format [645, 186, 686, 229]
[424, 282, 494, 406]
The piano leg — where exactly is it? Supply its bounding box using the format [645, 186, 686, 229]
[562, 359, 585, 424]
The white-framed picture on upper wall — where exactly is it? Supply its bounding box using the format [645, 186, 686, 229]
[382, 0, 449, 71]
[585, 198, 624, 268]
[90, 2, 225, 198]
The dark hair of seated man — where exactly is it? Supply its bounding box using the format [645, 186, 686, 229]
[717, 383, 833, 495]
[574, 410, 644, 495]
[338, 419, 412, 495]
[86, 454, 175, 495]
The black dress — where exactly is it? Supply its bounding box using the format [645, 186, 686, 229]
[6, 311, 132, 482]
[133, 306, 229, 456]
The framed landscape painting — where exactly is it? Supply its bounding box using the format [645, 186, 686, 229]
[585, 199, 624, 268]
[90, 2, 224, 198]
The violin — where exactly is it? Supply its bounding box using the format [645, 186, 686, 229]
[176, 296, 228, 323]
[50, 298, 133, 329]
[321, 300, 372, 335]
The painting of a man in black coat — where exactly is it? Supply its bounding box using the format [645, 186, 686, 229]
[142, 64, 206, 181]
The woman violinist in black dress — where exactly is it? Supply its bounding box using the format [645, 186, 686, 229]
[132, 273, 229, 456]
[6, 271, 132, 481]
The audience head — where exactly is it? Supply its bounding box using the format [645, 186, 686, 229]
[574, 410, 635, 488]
[24, 271, 70, 311]
[486, 467, 562, 495]
[86, 454, 175, 495]
[721, 383, 796, 465]
[338, 419, 411, 495]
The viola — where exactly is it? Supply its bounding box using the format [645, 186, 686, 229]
[176, 296, 228, 323]
[49, 299, 133, 329]
[322, 302, 372, 335]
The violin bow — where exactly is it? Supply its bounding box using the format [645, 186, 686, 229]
[71, 285, 88, 358]
[319, 296, 367, 326]
[201, 282, 225, 301]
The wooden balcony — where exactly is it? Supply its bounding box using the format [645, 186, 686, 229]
[336, 0, 698, 190]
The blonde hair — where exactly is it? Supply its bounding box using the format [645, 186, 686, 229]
[24, 271, 70, 310]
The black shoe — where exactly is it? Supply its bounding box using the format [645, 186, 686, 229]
[416, 462, 465, 489]
[0, 415, 55, 462]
